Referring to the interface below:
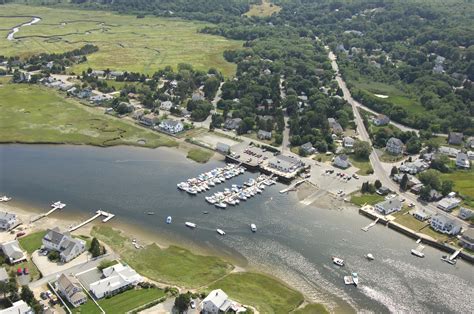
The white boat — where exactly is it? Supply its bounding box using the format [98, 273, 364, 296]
[411, 248, 425, 258]
[186, 188, 197, 195]
[185, 222, 196, 228]
[250, 224, 257, 232]
[177, 183, 188, 190]
[238, 194, 247, 201]
[166, 216, 172, 224]
[332, 256, 345, 267]
[216, 229, 226, 236]
[344, 276, 354, 285]
[351, 273, 359, 286]
[366, 253, 374, 261]
[205, 196, 216, 204]
[0, 196, 12, 202]
[215, 202, 227, 209]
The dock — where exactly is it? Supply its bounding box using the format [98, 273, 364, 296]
[361, 218, 379, 232]
[279, 179, 307, 194]
[31, 201, 66, 223]
[449, 248, 462, 261]
[68, 210, 115, 232]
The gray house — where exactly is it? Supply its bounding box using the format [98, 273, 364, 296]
[375, 198, 402, 215]
[386, 137, 404, 155]
[333, 154, 350, 169]
[448, 132, 463, 145]
[373, 114, 390, 126]
[300, 142, 316, 155]
[43, 228, 86, 263]
[0, 240, 26, 264]
[257, 130, 272, 140]
[0, 212, 17, 231]
[328, 118, 343, 134]
[224, 118, 242, 130]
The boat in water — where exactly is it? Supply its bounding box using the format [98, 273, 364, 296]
[352, 272, 359, 286]
[366, 253, 374, 261]
[0, 196, 12, 202]
[51, 201, 66, 208]
[185, 222, 196, 228]
[250, 224, 257, 232]
[166, 216, 172, 224]
[344, 273, 359, 286]
[216, 229, 226, 236]
[147, 212, 155, 215]
[202, 211, 209, 214]
[215, 202, 227, 209]
[332, 256, 345, 267]
[411, 248, 425, 258]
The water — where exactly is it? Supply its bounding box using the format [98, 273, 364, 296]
[1, 145, 473, 313]
[6, 17, 41, 40]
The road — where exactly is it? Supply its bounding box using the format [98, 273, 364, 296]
[329, 50, 468, 228]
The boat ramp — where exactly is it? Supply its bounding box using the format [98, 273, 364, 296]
[68, 210, 115, 232]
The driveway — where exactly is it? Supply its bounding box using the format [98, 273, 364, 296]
[32, 250, 92, 276]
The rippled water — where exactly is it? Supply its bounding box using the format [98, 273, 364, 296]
[0, 145, 472, 313]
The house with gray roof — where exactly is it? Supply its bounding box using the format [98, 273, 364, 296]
[57, 274, 87, 308]
[333, 154, 350, 169]
[201, 289, 245, 314]
[455, 152, 470, 169]
[42, 228, 86, 263]
[0, 300, 32, 314]
[257, 130, 272, 140]
[386, 137, 404, 155]
[460, 228, 474, 250]
[373, 114, 390, 126]
[328, 118, 343, 134]
[0, 240, 26, 264]
[458, 207, 473, 220]
[430, 214, 461, 235]
[375, 198, 402, 215]
[438, 146, 460, 157]
[224, 118, 242, 130]
[0, 267, 8, 283]
[448, 132, 463, 145]
[343, 136, 355, 148]
[0, 212, 17, 231]
[300, 142, 316, 155]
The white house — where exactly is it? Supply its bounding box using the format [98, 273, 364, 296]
[375, 198, 402, 215]
[90, 263, 142, 299]
[458, 207, 473, 220]
[0, 300, 32, 314]
[438, 146, 460, 157]
[437, 197, 461, 212]
[430, 214, 461, 235]
[160, 100, 173, 111]
[42, 228, 86, 263]
[201, 289, 245, 314]
[159, 119, 184, 134]
[57, 274, 87, 308]
[455, 152, 470, 168]
[386, 137, 404, 155]
[343, 136, 355, 148]
[460, 228, 474, 250]
[0, 212, 17, 231]
[333, 154, 350, 169]
[0, 240, 26, 264]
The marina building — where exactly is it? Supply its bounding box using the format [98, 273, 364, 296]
[267, 155, 304, 173]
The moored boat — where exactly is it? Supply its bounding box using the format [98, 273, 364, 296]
[332, 256, 345, 267]
[366, 253, 374, 260]
[250, 224, 257, 232]
[166, 216, 172, 224]
[185, 222, 196, 228]
[216, 229, 226, 236]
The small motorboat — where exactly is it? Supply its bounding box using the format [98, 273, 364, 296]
[202, 211, 209, 214]
[250, 224, 257, 232]
[215, 202, 227, 209]
[332, 256, 345, 267]
[166, 216, 172, 224]
[186, 188, 197, 195]
[185, 222, 196, 228]
[344, 276, 354, 285]
[0, 196, 12, 202]
[366, 253, 374, 261]
[216, 229, 226, 236]
[351, 273, 359, 286]
[147, 212, 155, 215]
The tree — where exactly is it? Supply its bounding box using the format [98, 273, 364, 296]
[390, 166, 398, 177]
[174, 293, 191, 313]
[420, 185, 432, 201]
[400, 174, 409, 191]
[203, 77, 220, 99]
[374, 180, 382, 190]
[353, 141, 371, 159]
[0, 281, 9, 299]
[419, 170, 441, 190]
[89, 237, 101, 258]
[48, 251, 60, 262]
[406, 136, 422, 154]
[441, 180, 454, 196]
[20, 286, 34, 305]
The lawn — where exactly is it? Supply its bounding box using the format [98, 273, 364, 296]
[440, 168, 474, 199]
[392, 209, 452, 242]
[91, 226, 233, 288]
[208, 272, 304, 314]
[0, 4, 242, 77]
[72, 298, 101, 314]
[244, 0, 281, 17]
[0, 83, 177, 148]
[6, 260, 41, 281]
[18, 230, 47, 254]
[380, 151, 404, 163]
[98, 288, 165, 314]
[292, 303, 329, 314]
[348, 155, 373, 175]
[186, 148, 214, 163]
[350, 193, 384, 206]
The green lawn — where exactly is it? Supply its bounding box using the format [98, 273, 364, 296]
[18, 230, 47, 254]
[0, 83, 177, 148]
[348, 155, 373, 175]
[350, 193, 384, 206]
[0, 4, 242, 77]
[98, 288, 165, 314]
[392, 209, 452, 242]
[72, 298, 101, 314]
[91, 226, 233, 288]
[208, 272, 304, 314]
[186, 148, 214, 163]
[244, 0, 282, 17]
[6, 260, 41, 281]
[440, 168, 474, 199]
[380, 151, 404, 163]
[292, 303, 329, 314]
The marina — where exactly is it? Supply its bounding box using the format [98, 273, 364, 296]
[68, 210, 115, 232]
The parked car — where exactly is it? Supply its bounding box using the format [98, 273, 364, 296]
[23, 268, 29, 275]
[17, 268, 22, 276]
[190, 300, 196, 309]
[16, 232, 26, 238]
[352, 174, 359, 179]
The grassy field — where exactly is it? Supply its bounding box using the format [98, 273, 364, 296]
[0, 4, 243, 77]
[18, 230, 47, 254]
[392, 208, 451, 242]
[91, 226, 233, 288]
[186, 148, 214, 163]
[98, 288, 165, 314]
[6, 260, 41, 281]
[349, 155, 373, 175]
[440, 168, 474, 199]
[72, 298, 101, 314]
[0, 83, 177, 148]
[208, 272, 304, 314]
[293, 303, 329, 314]
[350, 193, 384, 206]
[244, 0, 281, 17]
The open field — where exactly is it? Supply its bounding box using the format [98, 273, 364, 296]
[208, 272, 304, 313]
[349, 155, 373, 175]
[98, 288, 165, 314]
[186, 148, 214, 163]
[293, 303, 329, 314]
[0, 4, 243, 77]
[18, 230, 47, 254]
[392, 208, 451, 242]
[440, 168, 474, 199]
[91, 226, 233, 288]
[350, 193, 384, 206]
[244, 0, 281, 17]
[0, 83, 176, 148]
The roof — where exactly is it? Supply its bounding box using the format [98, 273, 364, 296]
[438, 197, 461, 208]
[1, 240, 25, 261]
[61, 238, 85, 258]
[448, 132, 463, 144]
[58, 274, 81, 296]
[0, 300, 32, 314]
[462, 228, 474, 240]
[301, 142, 313, 150]
[432, 214, 459, 226]
[343, 136, 355, 143]
[335, 154, 348, 161]
[376, 198, 402, 211]
[203, 289, 228, 309]
[0, 212, 15, 222]
[161, 119, 182, 127]
[44, 227, 68, 246]
[387, 137, 403, 147]
[90, 264, 142, 297]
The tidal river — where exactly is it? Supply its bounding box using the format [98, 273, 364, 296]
[0, 145, 472, 313]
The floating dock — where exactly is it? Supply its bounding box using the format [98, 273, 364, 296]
[361, 218, 379, 232]
[68, 210, 115, 232]
[279, 179, 307, 194]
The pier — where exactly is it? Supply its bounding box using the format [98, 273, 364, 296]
[361, 218, 380, 232]
[31, 201, 66, 223]
[449, 248, 462, 261]
[68, 210, 115, 232]
[279, 179, 307, 194]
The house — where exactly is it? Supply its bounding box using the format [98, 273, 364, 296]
[300, 142, 316, 155]
[159, 119, 184, 134]
[466, 137, 474, 149]
[455, 152, 470, 168]
[56, 274, 87, 308]
[468, 151, 474, 160]
[376, 186, 391, 196]
[267, 155, 304, 173]
[343, 136, 355, 148]
[201, 289, 245, 314]
[76, 89, 92, 99]
[90, 263, 142, 299]
[91, 70, 105, 77]
[410, 183, 424, 194]
[375, 198, 402, 215]
[139, 114, 158, 127]
[0, 267, 9, 283]
[0, 240, 26, 264]
[224, 118, 242, 130]
[170, 80, 178, 88]
[373, 114, 390, 126]
[159, 100, 173, 111]
[429, 189, 443, 202]
[448, 132, 463, 145]
[0, 300, 32, 314]
[386, 137, 404, 155]
[412, 209, 431, 221]
[437, 197, 461, 212]
[90, 94, 112, 105]
[392, 174, 420, 188]
[0, 212, 16, 230]
[131, 109, 145, 120]
[109, 71, 124, 78]
[333, 154, 350, 169]
[192, 92, 205, 101]
[460, 228, 474, 250]
[257, 130, 272, 140]
[458, 207, 473, 220]
[399, 160, 429, 174]
[328, 118, 343, 134]
[430, 214, 461, 235]
[216, 142, 230, 155]
[42, 228, 86, 263]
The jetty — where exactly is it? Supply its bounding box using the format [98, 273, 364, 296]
[68, 210, 115, 232]
[279, 179, 306, 194]
[361, 218, 379, 232]
[31, 201, 66, 223]
[449, 248, 462, 260]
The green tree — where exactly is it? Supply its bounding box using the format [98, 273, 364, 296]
[400, 174, 409, 191]
[420, 185, 432, 201]
[353, 141, 371, 159]
[441, 180, 454, 196]
[89, 237, 101, 258]
[48, 251, 60, 262]
[20, 286, 34, 305]
[203, 77, 220, 99]
[406, 137, 422, 154]
[174, 293, 191, 313]
[390, 166, 398, 177]
[374, 180, 382, 190]
[419, 170, 441, 190]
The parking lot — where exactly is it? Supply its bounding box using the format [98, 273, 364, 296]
[230, 143, 275, 167]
